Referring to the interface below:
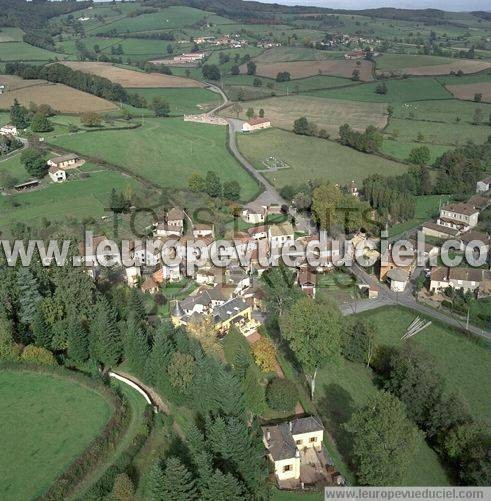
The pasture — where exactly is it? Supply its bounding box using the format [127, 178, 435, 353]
[382, 140, 449, 163]
[244, 59, 374, 81]
[253, 47, 344, 63]
[359, 307, 491, 423]
[404, 59, 491, 76]
[224, 95, 387, 135]
[306, 77, 452, 103]
[49, 118, 259, 200]
[0, 28, 24, 42]
[61, 61, 203, 88]
[376, 54, 456, 72]
[0, 370, 112, 500]
[446, 82, 491, 102]
[126, 87, 221, 115]
[237, 129, 408, 188]
[0, 153, 29, 185]
[0, 168, 142, 227]
[0, 42, 62, 61]
[0, 82, 117, 113]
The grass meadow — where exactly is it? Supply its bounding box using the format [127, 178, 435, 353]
[375, 54, 456, 72]
[0, 42, 63, 61]
[237, 129, 408, 188]
[49, 118, 259, 200]
[0, 371, 112, 499]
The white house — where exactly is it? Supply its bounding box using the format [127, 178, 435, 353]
[167, 207, 185, 235]
[242, 203, 268, 224]
[0, 124, 17, 136]
[242, 117, 271, 133]
[247, 225, 268, 241]
[48, 166, 67, 183]
[193, 224, 214, 238]
[269, 222, 295, 249]
[476, 176, 491, 193]
[262, 416, 325, 485]
[437, 203, 479, 232]
[125, 266, 141, 287]
[132, 242, 162, 267]
[386, 268, 409, 292]
[430, 267, 491, 294]
[47, 153, 80, 170]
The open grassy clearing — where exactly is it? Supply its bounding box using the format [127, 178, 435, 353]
[61, 61, 203, 88]
[0, 168, 142, 227]
[376, 53, 457, 72]
[385, 118, 490, 146]
[94, 6, 231, 34]
[388, 194, 450, 237]
[0, 370, 112, 500]
[0, 152, 29, 184]
[306, 77, 452, 103]
[125, 87, 221, 115]
[446, 82, 491, 102]
[0, 42, 63, 61]
[0, 81, 117, 114]
[314, 357, 450, 486]
[0, 28, 24, 42]
[382, 140, 449, 163]
[437, 72, 491, 86]
[359, 307, 491, 423]
[224, 95, 387, 136]
[403, 59, 491, 77]
[237, 129, 407, 188]
[243, 59, 374, 81]
[253, 47, 344, 63]
[49, 118, 259, 200]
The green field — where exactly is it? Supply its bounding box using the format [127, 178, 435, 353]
[49, 118, 259, 200]
[389, 194, 450, 237]
[0, 370, 112, 499]
[307, 78, 452, 103]
[376, 54, 456, 71]
[0, 168, 142, 227]
[0, 27, 24, 42]
[360, 307, 491, 423]
[382, 140, 450, 163]
[0, 152, 29, 184]
[314, 357, 450, 486]
[126, 87, 221, 115]
[254, 46, 344, 63]
[237, 129, 408, 188]
[0, 42, 63, 61]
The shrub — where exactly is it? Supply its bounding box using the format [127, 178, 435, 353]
[266, 377, 298, 412]
[21, 345, 57, 365]
[251, 337, 277, 373]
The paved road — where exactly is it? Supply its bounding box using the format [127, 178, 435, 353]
[348, 263, 491, 341]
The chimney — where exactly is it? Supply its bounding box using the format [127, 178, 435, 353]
[289, 421, 293, 432]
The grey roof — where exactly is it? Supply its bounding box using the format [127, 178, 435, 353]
[291, 416, 324, 435]
[387, 268, 409, 283]
[422, 221, 459, 237]
[171, 300, 184, 317]
[262, 422, 298, 461]
[49, 153, 79, 165]
[212, 297, 248, 324]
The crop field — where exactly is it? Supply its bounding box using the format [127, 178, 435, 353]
[307, 77, 452, 102]
[0, 42, 63, 62]
[0, 168, 142, 227]
[446, 82, 491, 102]
[0, 74, 48, 91]
[94, 6, 231, 34]
[385, 118, 491, 146]
[49, 118, 259, 200]
[403, 59, 491, 76]
[61, 61, 203, 88]
[237, 129, 407, 188]
[253, 47, 344, 63]
[243, 59, 374, 81]
[0, 370, 112, 500]
[224, 95, 387, 135]
[360, 307, 491, 423]
[126, 87, 221, 115]
[0, 82, 117, 113]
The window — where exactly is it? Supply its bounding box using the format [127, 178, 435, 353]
[309, 437, 317, 443]
[295, 440, 302, 445]
[283, 464, 292, 472]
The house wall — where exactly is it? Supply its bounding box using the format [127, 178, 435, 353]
[243, 211, 265, 224]
[422, 226, 455, 239]
[390, 279, 406, 292]
[272, 456, 301, 481]
[291, 430, 324, 450]
[476, 181, 490, 193]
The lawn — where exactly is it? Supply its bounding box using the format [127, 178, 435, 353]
[237, 129, 408, 188]
[0, 370, 112, 500]
[49, 118, 259, 201]
[126, 87, 221, 115]
[0, 168, 142, 227]
[359, 306, 491, 423]
[389, 194, 450, 237]
[0, 151, 29, 184]
[314, 357, 450, 486]
[0, 41, 63, 61]
[306, 77, 452, 103]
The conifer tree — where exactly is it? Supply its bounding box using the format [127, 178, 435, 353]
[32, 310, 52, 349]
[67, 320, 89, 363]
[201, 470, 244, 501]
[128, 288, 146, 321]
[146, 459, 165, 501]
[16, 267, 42, 326]
[144, 329, 174, 384]
[161, 457, 198, 501]
[90, 297, 121, 367]
[125, 321, 149, 377]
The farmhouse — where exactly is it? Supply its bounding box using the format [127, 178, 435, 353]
[242, 118, 272, 133]
[269, 222, 295, 248]
[0, 124, 17, 136]
[262, 416, 335, 489]
[344, 50, 364, 60]
[47, 153, 80, 170]
[48, 166, 67, 183]
[193, 224, 214, 238]
[429, 267, 491, 295]
[437, 203, 479, 232]
[173, 52, 206, 63]
[248, 225, 268, 240]
[386, 268, 409, 292]
[421, 221, 459, 239]
[167, 207, 185, 232]
[476, 176, 491, 193]
[242, 203, 268, 224]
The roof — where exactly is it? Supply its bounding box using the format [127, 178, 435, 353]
[262, 422, 298, 461]
[478, 176, 491, 184]
[213, 297, 249, 324]
[291, 416, 324, 435]
[167, 207, 184, 221]
[449, 267, 486, 283]
[298, 268, 316, 286]
[247, 225, 268, 236]
[422, 221, 459, 237]
[49, 153, 79, 165]
[467, 195, 490, 210]
[78, 235, 108, 255]
[269, 222, 294, 238]
[194, 223, 214, 231]
[247, 117, 270, 126]
[430, 267, 448, 282]
[387, 268, 409, 283]
[141, 276, 158, 291]
[171, 300, 184, 317]
[441, 203, 479, 217]
[244, 203, 267, 215]
[48, 165, 64, 174]
[459, 230, 490, 244]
